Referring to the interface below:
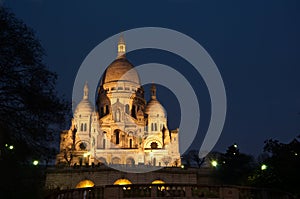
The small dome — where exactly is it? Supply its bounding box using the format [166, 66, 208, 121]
[75, 99, 93, 114]
[101, 57, 140, 85]
[145, 99, 166, 117]
[145, 84, 166, 117]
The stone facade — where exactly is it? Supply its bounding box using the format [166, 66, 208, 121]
[56, 36, 181, 168]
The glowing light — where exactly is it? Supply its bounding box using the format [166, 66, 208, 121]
[5, 144, 8, 147]
[152, 180, 165, 184]
[211, 160, 218, 167]
[113, 179, 132, 185]
[76, 180, 95, 188]
[83, 152, 90, 157]
[261, 164, 267, 171]
[33, 160, 39, 166]
[181, 165, 184, 169]
[8, 145, 14, 150]
[233, 144, 238, 148]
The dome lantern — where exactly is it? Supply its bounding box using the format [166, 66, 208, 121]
[83, 81, 89, 100]
[117, 34, 126, 58]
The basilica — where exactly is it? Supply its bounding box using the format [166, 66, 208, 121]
[56, 36, 181, 167]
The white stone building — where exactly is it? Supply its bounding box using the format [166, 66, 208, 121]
[56, 36, 181, 167]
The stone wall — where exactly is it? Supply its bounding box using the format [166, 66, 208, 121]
[45, 166, 206, 190]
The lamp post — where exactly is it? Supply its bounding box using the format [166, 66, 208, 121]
[211, 160, 218, 167]
[261, 164, 267, 171]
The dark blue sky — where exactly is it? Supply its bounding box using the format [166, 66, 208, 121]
[4, 0, 300, 157]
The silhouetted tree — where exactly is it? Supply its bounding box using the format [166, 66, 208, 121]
[0, 6, 70, 163]
[214, 143, 256, 185]
[250, 137, 300, 197]
[181, 150, 205, 168]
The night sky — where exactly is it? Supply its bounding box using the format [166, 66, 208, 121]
[3, 0, 300, 157]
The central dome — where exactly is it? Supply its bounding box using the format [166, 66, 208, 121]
[101, 57, 140, 85]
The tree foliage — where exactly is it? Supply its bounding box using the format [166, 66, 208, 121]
[213, 144, 256, 185]
[181, 149, 205, 168]
[0, 6, 70, 163]
[249, 136, 300, 197]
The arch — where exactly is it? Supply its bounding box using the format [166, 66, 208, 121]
[75, 140, 90, 151]
[151, 142, 158, 149]
[112, 157, 121, 164]
[98, 157, 107, 164]
[103, 139, 106, 149]
[131, 105, 136, 118]
[144, 138, 163, 149]
[105, 105, 109, 114]
[76, 180, 95, 188]
[126, 157, 135, 165]
[114, 129, 120, 145]
[152, 179, 165, 184]
[100, 107, 104, 116]
[80, 123, 83, 131]
[113, 178, 132, 185]
[129, 139, 132, 148]
[84, 123, 87, 131]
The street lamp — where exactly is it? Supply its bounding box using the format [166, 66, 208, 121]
[261, 164, 267, 171]
[211, 160, 218, 167]
[33, 160, 39, 166]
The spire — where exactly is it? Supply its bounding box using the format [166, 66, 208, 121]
[83, 81, 89, 100]
[117, 33, 126, 58]
[151, 84, 156, 100]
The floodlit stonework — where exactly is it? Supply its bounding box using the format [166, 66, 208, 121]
[56, 36, 181, 167]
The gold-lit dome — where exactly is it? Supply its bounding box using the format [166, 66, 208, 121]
[101, 57, 140, 85]
[145, 84, 166, 117]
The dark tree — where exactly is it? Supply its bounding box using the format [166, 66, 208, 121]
[0, 6, 70, 163]
[250, 137, 300, 197]
[181, 150, 205, 168]
[214, 143, 256, 185]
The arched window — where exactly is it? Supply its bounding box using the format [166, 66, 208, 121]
[125, 104, 129, 114]
[113, 178, 131, 185]
[126, 157, 135, 165]
[155, 123, 157, 131]
[80, 123, 83, 131]
[84, 123, 87, 131]
[112, 157, 121, 164]
[76, 180, 94, 188]
[151, 123, 154, 131]
[131, 105, 136, 118]
[105, 105, 109, 114]
[129, 139, 132, 148]
[151, 142, 158, 149]
[114, 130, 120, 145]
[100, 107, 104, 116]
[152, 180, 165, 184]
[103, 139, 106, 149]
